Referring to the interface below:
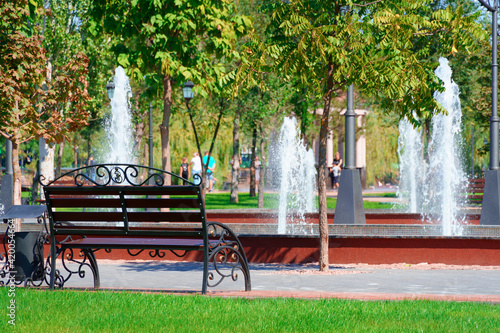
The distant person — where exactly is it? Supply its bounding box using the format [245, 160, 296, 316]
[179, 157, 190, 185]
[190, 152, 202, 185]
[254, 156, 261, 183]
[203, 151, 216, 192]
[330, 152, 342, 189]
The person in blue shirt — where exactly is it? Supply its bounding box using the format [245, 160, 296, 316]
[202, 151, 216, 192]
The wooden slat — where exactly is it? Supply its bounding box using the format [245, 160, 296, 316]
[45, 186, 200, 197]
[125, 198, 200, 209]
[49, 198, 200, 209]
[55, 228, 203, 238]
[49, 198, 121, 208]
[127, 212, 203, 223]
[52, 211, 123, 222]
[52, 211, 203, 223]
[61, 237, 208, 250]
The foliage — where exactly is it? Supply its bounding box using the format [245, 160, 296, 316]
[0, 1, 91, 145]
[90, 0, 254, 182]
[0, 0, 91, 208]
[237, 0, 486, 270]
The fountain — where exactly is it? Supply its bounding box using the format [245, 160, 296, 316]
[275, 117, 317, 234]
[397, 116, 424, 213]
[103, 66, 135, 164]
[397, 58, 467, 235]
[18, 62, 498, 270]
[81, 60, 498, 266]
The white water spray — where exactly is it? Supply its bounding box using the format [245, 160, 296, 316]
[397, 58, 466, 235]
[426, 58, 466, 235]
[104, 66, 135, 164]
[276, 117, 317, 234]
[397, 117, 424, 213]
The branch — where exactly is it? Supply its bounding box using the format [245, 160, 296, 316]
[413, 27, 449, 36]
[352, 0, 383, 7]
[478, 0, 496, 12]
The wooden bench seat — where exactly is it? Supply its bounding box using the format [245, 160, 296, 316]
[41, 164, 251, 293]
[466, 178, 484, 203]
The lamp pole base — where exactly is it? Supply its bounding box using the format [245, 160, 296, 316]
[334, 168, 366, 225]
[480, 169, 500, 226]
[0, 173, 13, 214]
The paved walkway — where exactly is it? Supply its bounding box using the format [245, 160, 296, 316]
[55, 260, 500, 303]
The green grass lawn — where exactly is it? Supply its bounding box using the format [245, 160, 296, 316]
[1, 288, 497, 332]
[203, 192, 394, 210]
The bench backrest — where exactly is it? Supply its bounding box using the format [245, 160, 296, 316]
[40, 164, 207, 239]
[44, 185, 207, 238]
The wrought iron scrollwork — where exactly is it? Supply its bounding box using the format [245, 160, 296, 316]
[38, 163, 196, 187]
[206, 222, 251, 290]
[0, 212, 51, 287]
[46, 247, 99, 288]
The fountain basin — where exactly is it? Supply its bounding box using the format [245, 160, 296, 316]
[39, 211, 496, 266]
[206, 211, 481, 225]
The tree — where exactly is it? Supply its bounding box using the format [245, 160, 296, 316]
[239, 0, 485, 271]
[0, 0, 91, 229]
[91, 0, 252, 183]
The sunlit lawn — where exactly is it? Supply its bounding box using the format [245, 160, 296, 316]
[203, 192, 395, 210]
[1, 288, 497, 332]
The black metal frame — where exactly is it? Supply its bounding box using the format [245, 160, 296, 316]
[0, 206, 49, 287]
[40, 164, 251, 293]
[38, 163, 201, 188]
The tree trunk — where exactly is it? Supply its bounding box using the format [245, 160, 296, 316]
[258, 128, 266, 208]
[249, 126, 257, 197]
[230, 110, 241, 203]
[318, 61, 335, 272]
[11, 139, 22, 231]
[55, 139, 65, 178]
[73, 135, 78, 168]
[39, 137, 55, 183]
[133, 95, 146, 157]
[159, 75, 172, 184]
[39, 59, 55, 183]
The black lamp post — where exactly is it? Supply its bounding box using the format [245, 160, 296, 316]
[149, 102, 153, 171]
[479, 0, 500, 225]
[183, 81, 203, 186]
[334, 85, 366, 224]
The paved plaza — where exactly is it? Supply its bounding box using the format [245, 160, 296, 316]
[54, 259, 500, 303]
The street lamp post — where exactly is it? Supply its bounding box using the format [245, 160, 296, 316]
[479, 0, 500, 225]
[183, 81, 203, 186]
[334, 85, 366, 224]
[149, 102, 153, 170]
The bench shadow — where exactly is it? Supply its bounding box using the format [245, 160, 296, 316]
[117, 261, 349, 273]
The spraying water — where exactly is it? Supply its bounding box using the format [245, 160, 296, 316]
[397, 117, 424, 213]
[276, 117, 317, 234]
[397, 58, 466, 235]
[426, 57, 466, 235]
[104, 66, 135, 164]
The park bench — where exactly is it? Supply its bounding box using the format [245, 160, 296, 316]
[466, 178, 485, 204]
[39, 164, 251, 293]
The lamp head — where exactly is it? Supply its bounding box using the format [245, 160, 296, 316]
[106, 81, 115, 101]
[183, 80, 195, 101]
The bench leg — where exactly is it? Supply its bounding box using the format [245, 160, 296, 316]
[49, 239, 56, 290]
[202, 248, 209, 294]
[85, 250, 100, 288]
